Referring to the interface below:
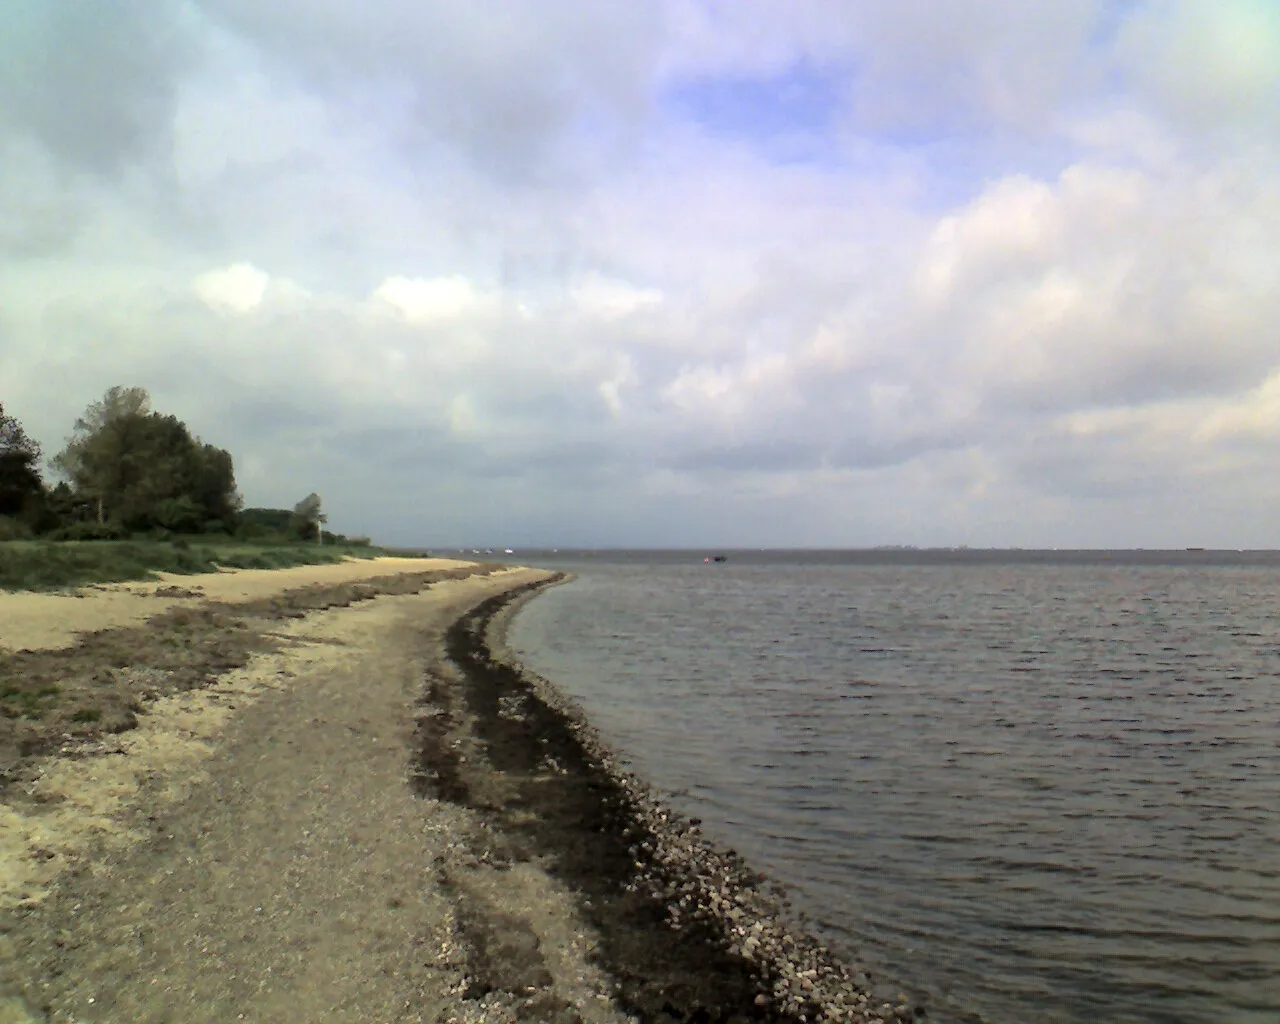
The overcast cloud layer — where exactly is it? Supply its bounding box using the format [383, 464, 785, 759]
[3, 0, 1278, 547]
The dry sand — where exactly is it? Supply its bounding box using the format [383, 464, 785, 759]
[0, 557, 474, 653]
[2, 565, 562, 1023]
[0, 563, 518, 914]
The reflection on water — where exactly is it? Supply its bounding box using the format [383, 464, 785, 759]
[509, 559, 1280, 1024]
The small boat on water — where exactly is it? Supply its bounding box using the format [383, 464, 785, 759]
[703, 555, 728, 563]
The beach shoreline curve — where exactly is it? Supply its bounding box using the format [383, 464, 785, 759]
[433, 573, 916, 1024]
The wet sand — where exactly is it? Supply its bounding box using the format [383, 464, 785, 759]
[0, 564, 910, 1023]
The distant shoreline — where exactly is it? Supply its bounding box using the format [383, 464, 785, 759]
[501, 547, 1280, 568]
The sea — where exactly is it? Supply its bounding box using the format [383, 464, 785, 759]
[501, 550, 1280, 1024]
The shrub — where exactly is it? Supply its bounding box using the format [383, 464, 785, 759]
[0, 536, 380, 590]
[152, 495, 205, 534]
[0, 515, 32, 541]
[47, 521, 128, 541]
[170, 547, 208, 572]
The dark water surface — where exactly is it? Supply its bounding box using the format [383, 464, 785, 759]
[505, 552, 1280, 1023]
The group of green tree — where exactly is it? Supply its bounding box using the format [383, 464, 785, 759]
[0, 387, 347, 545]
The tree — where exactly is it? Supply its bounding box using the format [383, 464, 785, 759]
[51, 386, 152, 523]
[46, 481, 82, 521]
[239, 507, 296, 536]
[189, 443, 241, 525]
[0, 402, 45, 520]
[292, 493, 327, 543]
[51, 387, 242, 532]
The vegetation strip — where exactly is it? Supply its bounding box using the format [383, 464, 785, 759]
[3, 387, 384, 592]
[0, 540, 384, 592]
[423, 577, 924, 1024]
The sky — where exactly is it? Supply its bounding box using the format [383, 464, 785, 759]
[2, 0, 1278, 548]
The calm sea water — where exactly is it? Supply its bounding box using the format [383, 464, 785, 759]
[505, 552, 1280, 1024]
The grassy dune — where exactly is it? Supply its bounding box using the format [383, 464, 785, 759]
[0, 539, 387, 591]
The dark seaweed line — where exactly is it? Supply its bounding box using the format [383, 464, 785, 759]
[433, 574, 921, 1024]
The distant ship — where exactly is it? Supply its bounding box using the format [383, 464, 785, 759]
[703, 555, 728, 563]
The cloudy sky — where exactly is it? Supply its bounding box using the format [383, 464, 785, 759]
[2, 1, 1278, 547]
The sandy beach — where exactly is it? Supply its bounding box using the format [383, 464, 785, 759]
[0, 557, 476, 653]
[0, 560, 895, 1023]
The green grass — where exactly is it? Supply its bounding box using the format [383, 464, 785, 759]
[0, 684, 61, 719]
[0, 539, 388, 591]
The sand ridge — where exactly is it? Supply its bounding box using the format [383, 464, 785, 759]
[0, 557, 474, 652]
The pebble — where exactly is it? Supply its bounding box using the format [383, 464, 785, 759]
[502, 651, 921, 1024]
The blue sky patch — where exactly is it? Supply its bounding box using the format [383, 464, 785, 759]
[664, 61, 845, 162]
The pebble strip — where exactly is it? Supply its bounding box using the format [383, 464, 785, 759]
[486, 579, 927, 1024]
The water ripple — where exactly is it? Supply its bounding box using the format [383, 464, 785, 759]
[511, 561, 1280, 1024]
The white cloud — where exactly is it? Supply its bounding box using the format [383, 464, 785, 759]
[917, 158, 1280, 410]
[194, 263, 271, 313]
[1194, 372, 1280, 447]
[4, 0, 1280, 545]
[571, 274, 663, 320]
[917, 176, 1064, 305]
[373, 275, 483, 323]
[448, 393, 480, 436]
[597, 355, 638, 417]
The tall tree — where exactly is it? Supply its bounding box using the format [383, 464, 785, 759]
[190, 443, 242, 524]
[51, 386, 152, 523]
[51, 387, 242, 532]
[292, 492, 326, 543]
[111, 413, 203, 530]
[0, 402, 45, 519]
